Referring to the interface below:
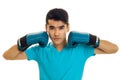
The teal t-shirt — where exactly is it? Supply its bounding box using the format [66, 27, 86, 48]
[25, 43, 95, 80]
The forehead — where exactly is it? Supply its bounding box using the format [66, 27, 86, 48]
[47, 20, 66, 27]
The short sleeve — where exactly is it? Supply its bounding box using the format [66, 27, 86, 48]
[25, 45, 40, 61]
[83, 44, 95, 58]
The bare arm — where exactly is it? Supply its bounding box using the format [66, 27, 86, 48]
[94, 40, 119, 54]
[3, 45, 27, 60]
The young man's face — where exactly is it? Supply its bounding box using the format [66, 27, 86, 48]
[46, 19, 70, 46]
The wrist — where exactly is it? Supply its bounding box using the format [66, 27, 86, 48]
[17, 35, 29, 51]
[88, 34, 100, 48]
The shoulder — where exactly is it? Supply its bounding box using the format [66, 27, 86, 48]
[26, 42, 52, 52]
[72, 44, 94, 49]
[69, 44, 95, 54]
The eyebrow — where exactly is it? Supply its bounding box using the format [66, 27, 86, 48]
[59, 25, 65, 28]
[49, 25, 65, 28]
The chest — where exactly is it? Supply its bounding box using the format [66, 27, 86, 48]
[39, 47, 86, 68]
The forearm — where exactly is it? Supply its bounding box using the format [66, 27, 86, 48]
[3, 45, 25, 60]
[3, 31, 48, 60]
[95, 40, 119, 54]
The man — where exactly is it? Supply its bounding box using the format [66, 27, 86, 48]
[3, 8, 119, 80]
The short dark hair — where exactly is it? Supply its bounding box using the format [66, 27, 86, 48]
[46, 8, 69, 24]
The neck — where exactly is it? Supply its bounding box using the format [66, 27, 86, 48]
[54, 40, 67, 51]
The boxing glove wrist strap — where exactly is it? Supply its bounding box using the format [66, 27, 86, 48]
[17, 35, 29, 51]
[88, 34, 100, 48]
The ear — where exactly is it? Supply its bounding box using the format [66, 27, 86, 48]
[45, 24, 49, 32]
[66, 24, 70, 32]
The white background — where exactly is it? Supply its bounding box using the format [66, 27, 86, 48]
[0, 0, 120, 80]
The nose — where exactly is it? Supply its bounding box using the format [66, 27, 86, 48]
[54, 29, 59, 36]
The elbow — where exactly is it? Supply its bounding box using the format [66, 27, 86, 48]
[96, 40, 119, 54]
[3, 54, 9, 60]
[112, 45, 119, 53]
[107, 45, 119, 54]
[3, 53, 11, 60]
[3, 53, 15, 60]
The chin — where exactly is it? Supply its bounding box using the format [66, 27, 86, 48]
[53, 42, 61, 45]
[52, 38, 65, 46]
[53, 41, 62, 45]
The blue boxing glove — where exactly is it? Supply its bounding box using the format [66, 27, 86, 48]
[17, 31, 48, 51]
[68, 31, 100, 48]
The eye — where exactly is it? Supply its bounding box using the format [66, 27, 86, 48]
[49, 26, 55, 30]
[59, 25, 65, 29]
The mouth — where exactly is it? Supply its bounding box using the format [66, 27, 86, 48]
[54, 38, 60, 41]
